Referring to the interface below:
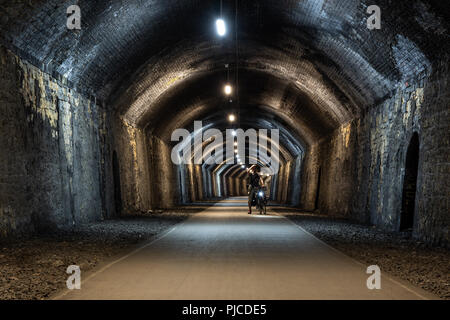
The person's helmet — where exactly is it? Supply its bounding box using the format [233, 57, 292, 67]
[251, 164, 261, 173]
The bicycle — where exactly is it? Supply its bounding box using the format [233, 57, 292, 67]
[255, 186, 267, 215]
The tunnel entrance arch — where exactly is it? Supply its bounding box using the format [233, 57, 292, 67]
[112, 151, 122, 215]
[400, 133, 420, 231]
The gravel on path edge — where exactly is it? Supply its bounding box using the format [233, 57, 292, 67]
[0, 211, 194, 300]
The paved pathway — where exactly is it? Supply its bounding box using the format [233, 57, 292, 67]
[56, 197, 436, 300]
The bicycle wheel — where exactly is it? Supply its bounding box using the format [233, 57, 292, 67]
[258, 198, 263, 215]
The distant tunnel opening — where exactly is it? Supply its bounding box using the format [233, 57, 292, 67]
[400, 133, 420, 231]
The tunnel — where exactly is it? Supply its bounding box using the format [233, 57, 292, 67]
[0, 0, 449, 301]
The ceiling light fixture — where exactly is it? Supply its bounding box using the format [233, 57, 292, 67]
[224, 84, 232, 95]
[216, 18, 226, 36]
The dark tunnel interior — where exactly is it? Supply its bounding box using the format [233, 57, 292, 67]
[0, 0, 449, 243]
[0, 0, 449, 301]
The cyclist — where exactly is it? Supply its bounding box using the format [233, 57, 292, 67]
[247, 165, 264, 214]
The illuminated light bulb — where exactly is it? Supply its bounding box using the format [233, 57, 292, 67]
[224, 84, 232, 95]
[234, 142, 238, 146]
[231, 130, 236, 136]
[228, 114, 235, 122]
[241, 165, 245, 169]
[216, 19, 226, 36]
[234, 149, 238, 153]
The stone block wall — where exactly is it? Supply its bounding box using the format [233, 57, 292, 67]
[0, 47, 108, 236]
[112, 118, 152, 213]
[316, 61, 450, 246]
[300, 143, 321, 211]
[148, 135, 180, 209]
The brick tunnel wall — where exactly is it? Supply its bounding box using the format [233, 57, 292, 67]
[0, 47, 109, 236]
[315, 61, 450, 246]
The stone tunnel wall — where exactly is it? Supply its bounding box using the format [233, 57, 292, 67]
[316, 61, 450, 246]
[300, 143, 321, 211]
[183, 163, 205, 203]
[111, 119, 183, 212]
[0, 47, 108, 236]
[316, 123, 356, 218]
[148, 135, 180, 209]
[112, 119, 152, 214]
[289, 156, 303, 207]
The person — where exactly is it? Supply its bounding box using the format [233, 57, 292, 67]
[247, 165, 264, 214]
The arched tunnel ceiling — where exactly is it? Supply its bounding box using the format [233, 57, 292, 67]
[114, 46, 359, 125]
[172, 122, 295, 177]
[1, 0, 449, 144]
[142, 69, 337, 145]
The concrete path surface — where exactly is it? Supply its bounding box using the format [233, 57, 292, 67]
[56, 198, 436, 300]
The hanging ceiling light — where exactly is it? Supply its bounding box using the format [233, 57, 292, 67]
[216, 19, 226, 36]
[228, 114, 235, 122]
[224, 84, 232, 95]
